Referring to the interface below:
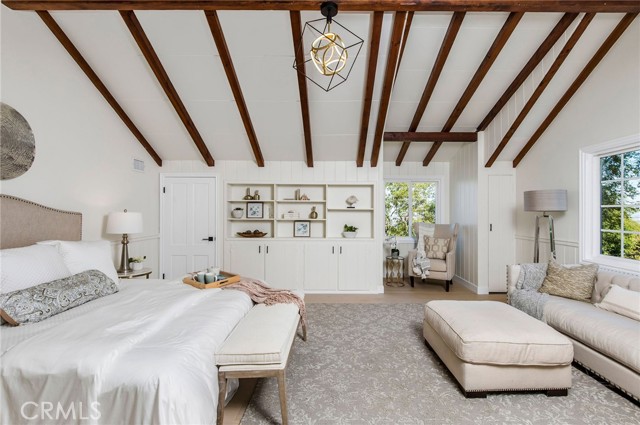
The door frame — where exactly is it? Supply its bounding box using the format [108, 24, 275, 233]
[159, 173, 223, 279]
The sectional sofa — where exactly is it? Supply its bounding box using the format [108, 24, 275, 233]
[507, 265, 640, 401]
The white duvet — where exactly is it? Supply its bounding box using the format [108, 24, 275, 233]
[0, 279, 253, 425]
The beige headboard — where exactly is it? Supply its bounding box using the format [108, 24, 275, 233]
[0, 195, 82, 249]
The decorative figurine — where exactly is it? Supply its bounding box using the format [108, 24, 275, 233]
[243, 188, 253, 200]
[300, 193, 310, 201]
[309, 206, 318, 219]
[346, 195, 359, 208]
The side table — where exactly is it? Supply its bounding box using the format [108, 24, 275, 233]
[118, 268, 152, 279]
[385, 256, 405, 287]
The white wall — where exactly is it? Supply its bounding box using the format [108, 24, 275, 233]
[162, 160, 384, 288]
[449, 142, 479, 291]
[511, 20, 640, 264]
[1, 9, 161, 275]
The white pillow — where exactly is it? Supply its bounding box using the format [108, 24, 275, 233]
[39, 240, 119, 284]
[595, 284, 640, 321]
[0, 244, 72, 294]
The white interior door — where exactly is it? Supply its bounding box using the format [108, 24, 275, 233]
[488, 175, 516, 292]
[161, 176, 216, 280]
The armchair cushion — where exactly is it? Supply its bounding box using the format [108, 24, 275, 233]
[429, 259, 447, 272]
[425, 237, 449, 260]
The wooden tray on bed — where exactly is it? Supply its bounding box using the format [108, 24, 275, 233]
[183, 271, 241, 289]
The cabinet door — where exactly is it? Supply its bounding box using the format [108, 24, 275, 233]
[338, 243, 376, 291]
[229, 242, 265, 280]
[264, 242, 304, 290]
[303, 243, 338, 291]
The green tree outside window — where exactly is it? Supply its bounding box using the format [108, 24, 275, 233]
[385, 182, 436, 237]
[600, 149, 640, 260]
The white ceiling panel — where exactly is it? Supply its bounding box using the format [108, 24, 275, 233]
[6, 8, 633, 167]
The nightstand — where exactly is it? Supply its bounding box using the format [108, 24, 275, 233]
[118, 268, 152, 279]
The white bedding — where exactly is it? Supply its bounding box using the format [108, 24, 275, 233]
[0, 279, 253, 425]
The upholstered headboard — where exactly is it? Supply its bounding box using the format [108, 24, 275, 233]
[0, 195, 82, 249]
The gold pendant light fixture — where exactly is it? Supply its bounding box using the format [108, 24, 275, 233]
[293, 2, 364, 92]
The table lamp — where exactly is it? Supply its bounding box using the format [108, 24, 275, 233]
[106, 209, 143, 273]
[524, 190, 567, 262]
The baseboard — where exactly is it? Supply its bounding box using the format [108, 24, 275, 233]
[453, 275, 487, 294]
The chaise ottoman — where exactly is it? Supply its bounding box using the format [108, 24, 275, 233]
[423, 300, 573, 398]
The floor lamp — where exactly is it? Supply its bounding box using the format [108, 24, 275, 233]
[524, 190, 567, 263]
[107, 209, 143, 273]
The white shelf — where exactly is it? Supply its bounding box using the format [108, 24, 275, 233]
[228, 200, 275, 203]
[226, 182, 374, 240]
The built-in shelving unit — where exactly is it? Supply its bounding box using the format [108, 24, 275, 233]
[226, 182, 374, 240]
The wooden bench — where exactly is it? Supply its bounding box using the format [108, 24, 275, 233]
[215, 303, 304, 425]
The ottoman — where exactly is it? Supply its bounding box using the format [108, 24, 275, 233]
[423, 301, 573, 398]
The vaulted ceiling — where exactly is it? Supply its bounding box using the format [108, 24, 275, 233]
[2, 1, 638, 167]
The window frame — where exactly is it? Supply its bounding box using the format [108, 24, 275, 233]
[384, 178, 442, 243]
[579, 134, 640, 272]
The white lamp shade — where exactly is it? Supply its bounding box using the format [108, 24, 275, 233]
[524, 190, 568, 212]
[106, 211, 143, 234]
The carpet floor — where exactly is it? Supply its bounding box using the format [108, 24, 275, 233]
[241, 303, 639, 425]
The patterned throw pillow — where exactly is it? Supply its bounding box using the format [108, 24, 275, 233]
[424, 237, 450, 260]
[538, 261, 598, 302]
[0, 269, 118, 326]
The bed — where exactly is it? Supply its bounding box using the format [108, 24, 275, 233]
[0, 195, 253, 425]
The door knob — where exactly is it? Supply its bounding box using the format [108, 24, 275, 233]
[202, 236, 214, 241]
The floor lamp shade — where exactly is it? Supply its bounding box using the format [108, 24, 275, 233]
[107, 210, 143, 273]
[524, 190, 567, 263]
[524, 190, 567, 212]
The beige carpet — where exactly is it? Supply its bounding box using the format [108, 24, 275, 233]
[240, 303, 639, 424]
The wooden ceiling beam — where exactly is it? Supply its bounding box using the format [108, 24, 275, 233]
[5, 1, 640, 12]
[395, 11, 414, 80]
[422, 11, 523, 166]
[36, 11, 162, 166]
[385, 132, 477, 142]
[513, 13, 638, 167]
[205, 11, 264, 167]
[290, 11, 313, 168]
[121, 10, 215, 166]
[369, 12, 408, 167]
[356, 11, 383, 167]
[477, 12, 578, 132]
[395, 11, 464, 166]
[485, 13, 595, 167]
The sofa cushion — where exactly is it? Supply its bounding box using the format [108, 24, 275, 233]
[591, 271, 640, 303]
[544, 296, 640, 373]
[539, 261, 598, 302]
[424, 301, 573, 366]
[595, 284, 640, 321]
[429, 259, 447, 272]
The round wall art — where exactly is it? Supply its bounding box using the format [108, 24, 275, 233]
[1, 102, 36, 180]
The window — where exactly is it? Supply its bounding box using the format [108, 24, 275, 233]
[385, 181, 437, 238]
[600, 149, 640, 260]
[580, 135, 640, 272]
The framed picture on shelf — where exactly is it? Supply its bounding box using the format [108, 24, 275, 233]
[246, 202, 264, 218]
[293, 220, 310, 237]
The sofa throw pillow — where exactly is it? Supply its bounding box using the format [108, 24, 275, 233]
[595, 284, 640, 321]
[424, 237, 449, 260]
[538, 261, 598, 302]
[515, 263, 548, 291]
[0, 270, 118, 326]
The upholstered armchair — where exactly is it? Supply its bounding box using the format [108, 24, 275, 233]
[407, 223, 459, 292]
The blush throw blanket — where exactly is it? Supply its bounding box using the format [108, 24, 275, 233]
[224, 278, 307, 331]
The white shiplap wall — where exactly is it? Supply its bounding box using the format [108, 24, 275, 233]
[162, 160, 384, 286]
[449, 143, 479, 291]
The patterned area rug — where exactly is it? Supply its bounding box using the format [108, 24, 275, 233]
[241, 303, 639, 425]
